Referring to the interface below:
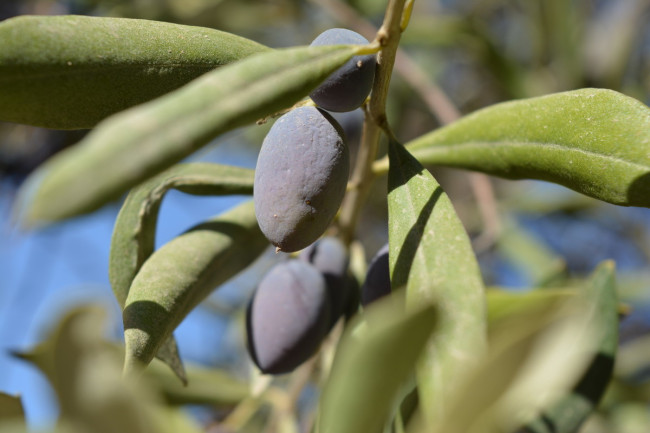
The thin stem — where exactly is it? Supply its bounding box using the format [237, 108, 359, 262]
[337, 0, 407, 244]
[313, 0, 502, 247]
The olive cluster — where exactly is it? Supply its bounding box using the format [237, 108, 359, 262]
[246, 237, 357, 374]
[248, 29, 378, 374]
[254, 28, 376, 253]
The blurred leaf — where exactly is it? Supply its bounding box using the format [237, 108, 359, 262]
[17, 43, 368, 226]
[318, 294, 437, 433]
[429, 291, 570, 433]
[109, 163, 254, 383]
[518, 261, 619, 433]
[0, 15, 269, 129]
[145, 359, 250, 406]
[375, 89, 650, 208]
[123, 200, 268, 373]
[14, 306, 203, 433]
[429, 262, 616, 433]
[0, 393, 24, 420]
[386, 139, 486, 424]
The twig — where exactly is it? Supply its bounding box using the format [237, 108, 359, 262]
[336, 0, 408, 244]
[313, 0, 501, 248]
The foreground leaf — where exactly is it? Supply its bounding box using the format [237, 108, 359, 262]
[123, 200, 267, 373]
[518, 261, 619, 433]
[17, 43, 367, 226]
[429, 263, 616, 433]
[318, 295, 437, 433]
[376, 89, 650, 207]
[14, 306, 203, 433]
[0, 15, 269, 129]
[387, 140, 486, 424]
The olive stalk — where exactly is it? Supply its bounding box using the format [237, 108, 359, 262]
[337, 0, 407, 244]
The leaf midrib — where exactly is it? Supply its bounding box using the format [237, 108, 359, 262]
[411, 139, 650, 173]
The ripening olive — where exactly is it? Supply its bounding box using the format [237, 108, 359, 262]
[361, 243, 391, 306]
[254, 106, 349, 252]
[309, 28, 376, 112]
[299, 236, 351, 327]
[246, 260, 331, 374]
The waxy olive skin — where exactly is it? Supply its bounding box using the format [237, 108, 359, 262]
[309, 28, 376, 112]
[254, 107, 349, 252]
[299, 237, 351, 327]
[246, 260, 331, 374]
[361, 243, 391, 306]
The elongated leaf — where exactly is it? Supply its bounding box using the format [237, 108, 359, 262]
[17, 43, 367, 227]
[430, 289, 579, 433]
[0, 15, 269, 129]
[109, 163, 253, 384]
[376, 89, 650, 207]
[518, 261, 618, 433]
[123, 200, 267, 373]
[14, 306, 188, 433]
[318, 295, 437, 433]
[387, 140, 486, 425]
[109, 163, 254, 307]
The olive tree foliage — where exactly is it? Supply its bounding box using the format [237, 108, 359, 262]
[2, 0, 649, 432]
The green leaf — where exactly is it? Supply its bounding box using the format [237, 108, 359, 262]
[519, 261, 619, 433]
[0, 393, 24, 421]
[17, 42, 367, 227]
[109, 163, 254, 307]
[376, 89, 650, 207]
[0, 15, 269, 129]
[109, 163, 253, 385]
[386, 140, 486, 425]
[123, 200, 268, 374]
[318, 294, 437, 433]
[13, 306, 195, 433]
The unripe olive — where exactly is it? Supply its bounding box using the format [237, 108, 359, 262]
[254, 106, 349, 252]
[309, 28, 376, 112]
[246, 260, 331, 374]
[361, 243, 391, 306]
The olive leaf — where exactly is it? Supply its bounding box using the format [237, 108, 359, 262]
[16, 43, 367, 227]
[109, 162, 254, 384]
[428, 262, 617, 433]
[318, 294, 437, 433]
[0, 15, 269, 129]
[123, 200, 268, 374]
[518, 261, 619, 433]
[13, 306, 203, 433]
[109, 163, 254, 307]
[387, 139, 487, 425]
[375, 89, 650, 208]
